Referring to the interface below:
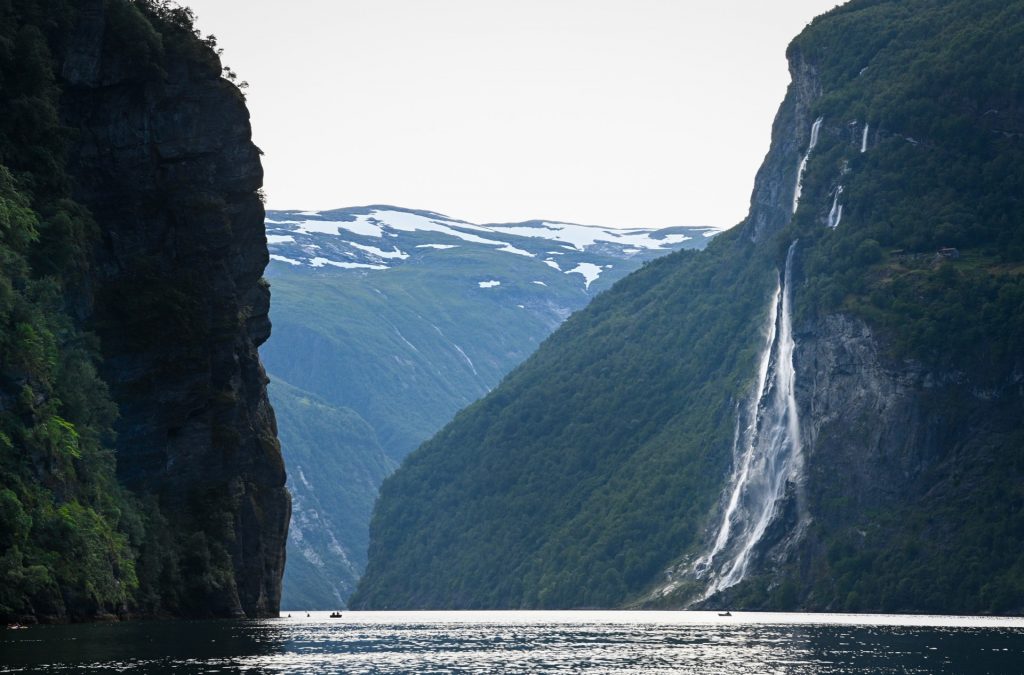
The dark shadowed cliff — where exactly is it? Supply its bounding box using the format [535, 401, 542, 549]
[0, 0, 287, 622]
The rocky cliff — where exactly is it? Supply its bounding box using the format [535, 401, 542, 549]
[0, 0, 287, 621]
[67, 0, 289, 618]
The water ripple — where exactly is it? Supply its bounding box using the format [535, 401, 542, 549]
[3, 611, 1024, 674]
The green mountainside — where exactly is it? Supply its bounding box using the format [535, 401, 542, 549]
[353, 0, 1024, 614]
[269, 380, 394, 610]
[260, 207, 711, 608]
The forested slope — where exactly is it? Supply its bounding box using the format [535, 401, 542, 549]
[353, 0, 1024, 614]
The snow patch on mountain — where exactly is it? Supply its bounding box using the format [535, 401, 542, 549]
[310, 257, 388, 270]
[566, 263, 603, 289]
[478, 280, 501, 288]
[270, 254, 302, 266]
[350, 242, 409, 260]
[489, 221, 691, 251]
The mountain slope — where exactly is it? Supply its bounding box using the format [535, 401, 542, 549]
[269, 380, 394, 609]
[352, 0, 1024, 614]
[261, 207, 713, 607]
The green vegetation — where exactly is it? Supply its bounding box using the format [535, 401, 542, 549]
[790, 0, 1024, 375]
[354, 0, 1024, 613]
[352, 236, 781, 608]
[0, 0, 136, 618]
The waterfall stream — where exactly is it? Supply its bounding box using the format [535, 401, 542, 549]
[694, 242, 803, 598]
[792, 117, 824, 213]
[827, 186, 844, 229]
[861, 123, 870, 153]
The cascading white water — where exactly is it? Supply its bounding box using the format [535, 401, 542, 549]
[694, 242, 803, 597]
[792, 117, 824, 213]
[827, 186, 844, 229]
[693, 281, 781, 580]
[861, 123, 870, 153]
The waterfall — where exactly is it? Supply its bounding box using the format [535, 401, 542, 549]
[694, 242, 803, 597]
[792, 117, 824, 213]
[861, 123, 870, 153]
[827, 186, 844, 229]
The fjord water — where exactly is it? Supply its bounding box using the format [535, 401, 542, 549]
[4, 612, 1023, 674]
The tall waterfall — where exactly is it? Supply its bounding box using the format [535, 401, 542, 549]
[827, 186, 844, 229]
[792, 117, 824, 213]
[861, 123, 870, 153]
[694, 242, 803, 597]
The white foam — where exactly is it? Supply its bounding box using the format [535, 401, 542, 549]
[531, 281, 547, 286]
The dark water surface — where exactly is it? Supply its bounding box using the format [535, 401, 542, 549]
[3, 611, 1023, 673]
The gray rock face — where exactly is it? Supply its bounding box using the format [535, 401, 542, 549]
[745, 47, 822, 244]
[58, 3, 289, 618]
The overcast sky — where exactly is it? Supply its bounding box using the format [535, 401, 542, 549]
[186, 0, 841, 229]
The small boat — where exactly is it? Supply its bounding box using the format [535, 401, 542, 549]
[329, 611, 342, 618]
[718, 611, 732, 617]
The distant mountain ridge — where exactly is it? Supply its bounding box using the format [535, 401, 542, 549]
[261, 206, 714, 608]
[265, 205, 714, 289]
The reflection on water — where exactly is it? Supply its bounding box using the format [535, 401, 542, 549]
[3, 611, 1024, 673]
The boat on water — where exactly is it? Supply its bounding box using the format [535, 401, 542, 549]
[718, 611, 732, 617]
[329, 611, 343, 618]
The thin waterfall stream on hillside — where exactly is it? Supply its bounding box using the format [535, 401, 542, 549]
[827, 186, 844, 229]
[792, 118, 824, 213]
[694, 241, 803, 598]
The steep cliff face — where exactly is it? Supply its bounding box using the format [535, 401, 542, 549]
[55, 1, 288, 618]
[744, 48, 821, 244]
[0, 0, 286, 621]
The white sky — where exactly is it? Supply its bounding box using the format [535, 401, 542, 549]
[186, 0, 841, 229]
